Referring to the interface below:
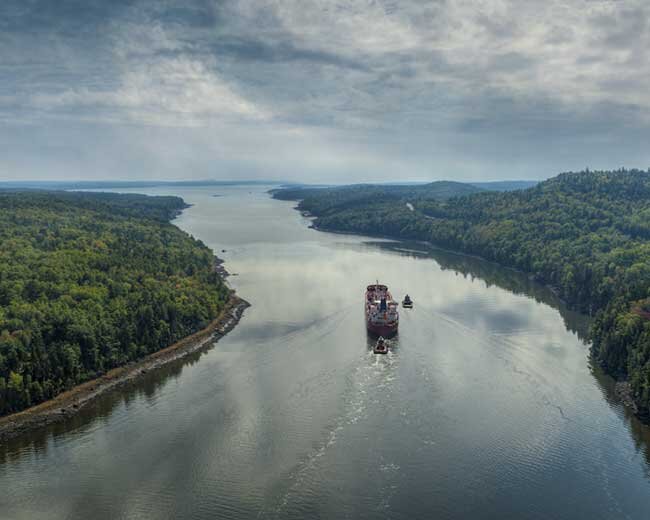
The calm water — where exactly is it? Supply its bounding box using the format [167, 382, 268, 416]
[2, 186, 650, 519]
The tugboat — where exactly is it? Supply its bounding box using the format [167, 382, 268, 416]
[373, 336, 389, 354]
[402, 294, 413, 308]
[365, 282, 399, 337]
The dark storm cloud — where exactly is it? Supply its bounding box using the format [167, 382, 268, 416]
[0, 0, 649, 182]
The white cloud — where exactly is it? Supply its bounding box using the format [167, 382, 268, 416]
[227, 0, 650, 115]
[31, 56, 269, 126]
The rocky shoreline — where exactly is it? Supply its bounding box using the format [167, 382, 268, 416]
[0, 294, 250, 443]
[614, 381, 638, 414]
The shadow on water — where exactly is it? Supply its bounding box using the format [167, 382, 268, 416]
[591, 362, 650, 477]
[361, 239, 650, 470]
[0, 339, 217, 465]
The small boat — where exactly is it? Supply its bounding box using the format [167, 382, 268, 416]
[374, 336, 389, 354]
[402, 294, 413, 308]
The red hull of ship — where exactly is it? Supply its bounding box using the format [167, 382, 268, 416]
[366, 322, 398, 338]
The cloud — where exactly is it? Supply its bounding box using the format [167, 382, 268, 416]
[0, 0, 649, 181]
[30, 56, 269, 126]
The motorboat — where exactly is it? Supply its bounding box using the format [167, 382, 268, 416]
[402, 294, 413, 308]
[374, 336, 389, 354]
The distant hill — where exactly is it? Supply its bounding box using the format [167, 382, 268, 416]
[271, 181, 484, 216]
[0, 180, 283, 190]
[275, 169, 650, 420]
[470, 180, 539, 191]
[271, 179, 538, 207]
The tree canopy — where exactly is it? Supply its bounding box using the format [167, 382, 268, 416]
[0, 191, 229, 416]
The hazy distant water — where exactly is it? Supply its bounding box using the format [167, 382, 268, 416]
[2, 185, 650, 519]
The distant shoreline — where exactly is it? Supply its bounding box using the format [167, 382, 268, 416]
[0, 293, 250, 442]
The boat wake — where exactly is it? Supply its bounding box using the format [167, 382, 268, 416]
[265, 342, 400, 518]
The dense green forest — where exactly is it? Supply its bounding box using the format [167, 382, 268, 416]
[0, 191, 229, 416]
[274, 170, 650, 418]
[271, 180, 539, 208]
[271, 181, 483, 213]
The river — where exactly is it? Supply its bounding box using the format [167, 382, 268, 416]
[2, 185, 650, 519]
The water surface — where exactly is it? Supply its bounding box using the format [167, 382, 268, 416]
[2, 185, 650, 519]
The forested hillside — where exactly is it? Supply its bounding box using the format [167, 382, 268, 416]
[271, 181, 483, 213]
[271, 180, 537, 208]
[469, 180, 538, 191]
[274, 169, 650, 418]
[0, 191, 229, 415]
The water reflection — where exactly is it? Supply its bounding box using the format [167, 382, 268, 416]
[0, 338, 216, 466]
[590, 363, 650, 474]
[365, 240, 591, 341]
[362, 239, 650, 469]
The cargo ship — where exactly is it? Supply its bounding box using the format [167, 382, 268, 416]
[365, 283, 399, 337]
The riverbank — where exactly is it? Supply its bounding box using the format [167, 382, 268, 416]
[0, 293, 250, 442]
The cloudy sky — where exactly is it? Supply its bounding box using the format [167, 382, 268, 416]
[1, 0, 649, 183]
